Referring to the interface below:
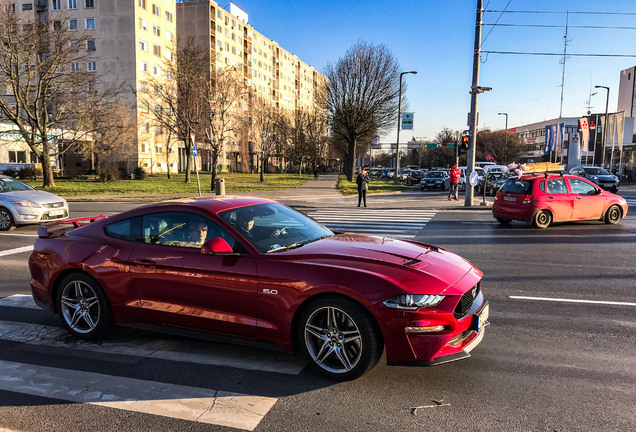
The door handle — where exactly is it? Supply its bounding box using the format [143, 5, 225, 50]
[548, 196, 554, 199]
[134, 259, 156, 267]
[576, 196, 582, 200]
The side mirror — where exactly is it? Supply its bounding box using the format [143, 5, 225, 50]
[201, 237, 233, 254]
[594, 188, 602, 195]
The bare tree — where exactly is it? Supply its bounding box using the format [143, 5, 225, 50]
[478, 130, 526, 164]
[202, 66, 247, 189]
[324, 41, 401, 181]
[0, 12, 129, 187]
[141, 38, 207, 183]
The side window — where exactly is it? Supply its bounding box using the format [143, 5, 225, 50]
[538, 180, 545, 193]
[104, 217, 141, 242]
[546, 178, 568, 194]
[568, 178, 597, 195]
[142, 212, 236, 250]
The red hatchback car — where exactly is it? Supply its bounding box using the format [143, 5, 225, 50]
[492, 173, 628, 228]
[29, 198, 488, 380]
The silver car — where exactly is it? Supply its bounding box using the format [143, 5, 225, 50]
[569, 166, 619, 193]
[0, 175, 69, 231]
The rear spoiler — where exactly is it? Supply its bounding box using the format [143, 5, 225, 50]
[37, 215, 109, 238]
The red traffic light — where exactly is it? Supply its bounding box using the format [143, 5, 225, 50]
[461, 136, 469, 145]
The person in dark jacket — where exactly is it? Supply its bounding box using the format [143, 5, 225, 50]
[356, 168, 370, 207]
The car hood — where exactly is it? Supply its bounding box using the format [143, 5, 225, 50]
[590, 174, 616, 181]
[279, 234, 479, 295]
[0, 189, 66, 205]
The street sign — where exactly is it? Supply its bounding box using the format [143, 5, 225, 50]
[469, 171, 479, 187]
[401, 112, 414, 130]
[192, 146, 197, 157]
[447, 143, 455, 148]
[426, 143, 438, 148]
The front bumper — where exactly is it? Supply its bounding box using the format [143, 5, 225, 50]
[11, 205, 68, 225]
[381, 288, 489, 365]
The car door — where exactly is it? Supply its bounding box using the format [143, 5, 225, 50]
[567, 178, 604, 220]
[127, 211, 258, 338]
[544, 178, 573, 221]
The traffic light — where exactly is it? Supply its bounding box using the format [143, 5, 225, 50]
[458, 135, 469, 155]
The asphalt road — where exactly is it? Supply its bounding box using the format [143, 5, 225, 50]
[1, 195, 635, 432]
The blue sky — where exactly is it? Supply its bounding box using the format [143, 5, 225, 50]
[222, 0, 636, 142]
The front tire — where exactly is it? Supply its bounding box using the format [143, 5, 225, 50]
[0, 207, 15, 231]
[56, 273, 114, 340]
[532, 210, 552, 229]
[604, 205, 621, 224]
[298, 296, 383, 381]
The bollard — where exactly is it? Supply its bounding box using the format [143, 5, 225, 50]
[215, 178, 225, 196]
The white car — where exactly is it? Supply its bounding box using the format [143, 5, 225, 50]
[0, 175, 69, 231]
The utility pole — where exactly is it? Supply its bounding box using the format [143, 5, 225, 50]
[465, 0, 489, 206]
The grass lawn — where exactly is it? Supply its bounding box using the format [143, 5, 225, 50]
[23, 173, 314, 197]
[337, 174, 410, 195]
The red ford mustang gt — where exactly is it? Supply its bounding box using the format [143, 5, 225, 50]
[29, 198, 488, 380]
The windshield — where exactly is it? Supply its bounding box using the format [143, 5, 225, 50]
[218, 202, 333, 253]
[583, 167, 610, 175]
[0, 177, 33, 192]
[427, 172, 445, 178]
[501, 178, 532, 194]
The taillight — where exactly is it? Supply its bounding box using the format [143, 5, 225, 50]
[522, 194, 533, 204]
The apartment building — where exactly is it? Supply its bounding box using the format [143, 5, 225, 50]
[4, 0, 178, 174]
[177, 0, 327, 170]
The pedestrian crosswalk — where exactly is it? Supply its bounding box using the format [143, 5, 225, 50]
[304, 208, 435, 239]
[0, 295, 305, 431]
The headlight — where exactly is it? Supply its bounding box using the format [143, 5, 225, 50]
[590, 176, 598, 180]
[383, 294, 445, 310]
[11, 200, 42, 208]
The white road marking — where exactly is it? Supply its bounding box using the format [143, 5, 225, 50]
[0, 360, 277, 431]
[0, 233, 38, 237]
[0, 296, 305, 375]
[0, 246, 33, 257]
[510, 296, 636, 307]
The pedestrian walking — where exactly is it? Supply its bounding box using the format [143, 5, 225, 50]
[448, 163, 460, 201]
[313, 167, 319, 179]
[356, 168, 370, 207]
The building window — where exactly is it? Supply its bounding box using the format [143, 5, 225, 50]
[85, 0, 95, 8]
[86, 39, 96, 51]
[22, 4, 33, 10]
[165, 30, 173, 42]
[152, 3, 159, 16]
[153, 65, 160, 76]
[155, 144, 163, 154]
[138, 0, 146, 9]
[53, 21, 62, 30]
[165, 11, 173, 22]
[165, 49, 173, 61]
[71, 62, 80, 72]
[139, 18, 147, 31]
[141, 142, 149, 153]
[52, 0, 61, 10]
[155, 125, 163, 135]
[139, 81, 148, 92]
[85, 18, 95, 30]
[153, 45, 161, 57]
[139, 39, 147, 52]
[152, 25, 160, 37]
[153, 85, 160, 95]
[139, 61, 148, 72]
[68, 0, 77, 10]
[87, 61, 96, 72]
[68, 19, 77, 30]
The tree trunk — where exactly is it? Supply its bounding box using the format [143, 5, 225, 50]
[184, 134, 192, 183]
[260, 151, 264, 182]
[40, 141, 56, 188]
[166, 130, 172, 179]
[210, 151, 218, 191]
[344, 136, 357, 182]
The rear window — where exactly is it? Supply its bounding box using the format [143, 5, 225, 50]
[500, 178, 532, 194]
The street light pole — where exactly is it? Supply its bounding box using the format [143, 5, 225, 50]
[394, 70, 417, 183]
[595, 85, 609, 168]
[498, 112, 508, 130]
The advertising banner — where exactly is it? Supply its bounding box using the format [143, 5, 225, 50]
[401, 113, 414, 130]
[544, 124, 558, 154]
[616, 111, 625, 151]
[579, 118, 589, 152]
[608, 113, 616, 150]
[600, 116, 606, 152]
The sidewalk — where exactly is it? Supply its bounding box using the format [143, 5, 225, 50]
[65, 173, 497, 210]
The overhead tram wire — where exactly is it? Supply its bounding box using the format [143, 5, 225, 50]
[480, 51, 636, 57]
[484, 10, 636, 16]
[483, 24, 636, 30]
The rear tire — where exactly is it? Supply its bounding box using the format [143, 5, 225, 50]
[298, 296, 383, 381]
[532, 210, 552, 229]
[604, 205, 621, 224]
[0, 207, 15, 231]
[56, 273, 114, 340]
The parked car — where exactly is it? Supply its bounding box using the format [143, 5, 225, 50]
[29, 198, 489, 381]
[492, 173, 628, 228]
[420, 171, 450, 190]
[0, 174, 69, 231]
[569, 166, 620, 193]
[458, 166, 485, 191]
[406, 170, 427, 185]
[477, 172, 511, 196]
[482, 164, 508, 175]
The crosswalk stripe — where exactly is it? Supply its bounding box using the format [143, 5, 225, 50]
[0, 296, 305, 375]
[0, 360, 277, 431]
[305, 209, 433, 239]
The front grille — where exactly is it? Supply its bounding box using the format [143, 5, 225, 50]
[453, 283, 480, 318]
[43, 202, 65, 209]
